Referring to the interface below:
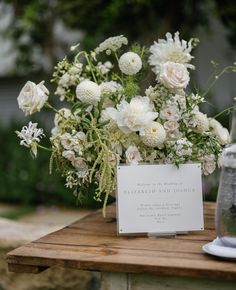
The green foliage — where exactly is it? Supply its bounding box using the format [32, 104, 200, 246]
[0, 121, 104, 208]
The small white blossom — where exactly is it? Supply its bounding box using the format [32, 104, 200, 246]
[73, 158, 88, 178]
[16, 122, 45, 157]
[76, 80, 101, 104]
[17, 81, 49, 116]
[140, 122, 166, 148]
[160, 104, 179, 121]
[118, 52, 142, 75]
[60, 133, 74, 150]
[175, 138, 193, 157]
[113, 96, 158, 133]
[149, 31, 194, 77]
[95, 35, 128, 54]
[159, 61, 190, 90]
[97, 61, 113, 74]
[125, 145, 142, 165]
[100, 81, 123, 96]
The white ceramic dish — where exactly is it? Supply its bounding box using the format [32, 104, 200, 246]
[202, 237, 236, 259]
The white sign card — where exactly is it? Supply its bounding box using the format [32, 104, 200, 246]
[116, 163, 204, 234]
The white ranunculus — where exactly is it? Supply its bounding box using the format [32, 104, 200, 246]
[113, 96, 158, 133]
[17, 81, 49, 116]
[125, 145, 142, 165]
[140, 122, 166, 148]
[76, 80, 101, 104]
[118, 52, 142, 75]
[159, 61, 190, 90]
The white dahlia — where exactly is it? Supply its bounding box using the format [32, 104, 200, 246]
[140, 122, 166, 148]
[149, 31, 194, 77]
[113, 96, 158, 133]
[118, 52, 142, 75]
[76, 80, 101, 104]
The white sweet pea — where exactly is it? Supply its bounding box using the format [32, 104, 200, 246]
[159, 61, 190, 90]
[125, 145, 142, 165]
[62, 150, 75, 161]
[17, 81, 49, 116]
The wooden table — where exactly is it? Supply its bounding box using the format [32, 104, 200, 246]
[7, 203, 236, 290]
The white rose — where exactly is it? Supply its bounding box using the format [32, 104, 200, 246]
[209, 118, 230, 145]
[17, 81, 49, 116]
[125, 145, 142, 165]
[159, 61, 190, 90]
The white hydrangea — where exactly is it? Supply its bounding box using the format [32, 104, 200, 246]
[95, 35, 128, 55]
[149, 31, 194, 77]
[140, 122, 166, 148]
[209, 118, 230, 145]
[159, 61, 190, 90]
[76, 80, 101, 104]
[112, 96, 158, 133]
[125, 145, 142, 165]
[17, 81, 49, 116]
[118, 52, 142, 75]
[16, 122, 45, 157]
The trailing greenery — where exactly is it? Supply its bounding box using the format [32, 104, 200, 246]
[0, 121, 107, 208]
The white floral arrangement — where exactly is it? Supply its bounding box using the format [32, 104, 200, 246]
[16, 32, 236, 214]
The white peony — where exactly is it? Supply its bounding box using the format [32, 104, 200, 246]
[209, 118, 230, 145]
[159, 61, 190, 90]
[17, 81, 49, 116]
[113, 96, 158, 133]
[140, 122, 166, 148]
[76, 80, 101, 104]
[149, 31, 194, 77]
[125, 145, 142, 165]
[118, 52, 142, 75]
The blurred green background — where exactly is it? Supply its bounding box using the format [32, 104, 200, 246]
[0, 0, 236, 207]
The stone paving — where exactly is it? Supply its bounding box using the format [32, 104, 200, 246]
[0, 203, 100, 290]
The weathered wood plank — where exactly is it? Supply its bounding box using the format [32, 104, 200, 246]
[8, 263, 48, 273]
[8, 202, 234, 281]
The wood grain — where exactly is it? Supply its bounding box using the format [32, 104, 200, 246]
[6, 203, 236, 281]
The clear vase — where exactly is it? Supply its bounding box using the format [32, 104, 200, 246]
[216, 144, 236, 248]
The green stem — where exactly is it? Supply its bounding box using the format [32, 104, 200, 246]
[213, 106, 236, 119]
[37, 144, 53, 152]
[84, 53, 97, 83]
